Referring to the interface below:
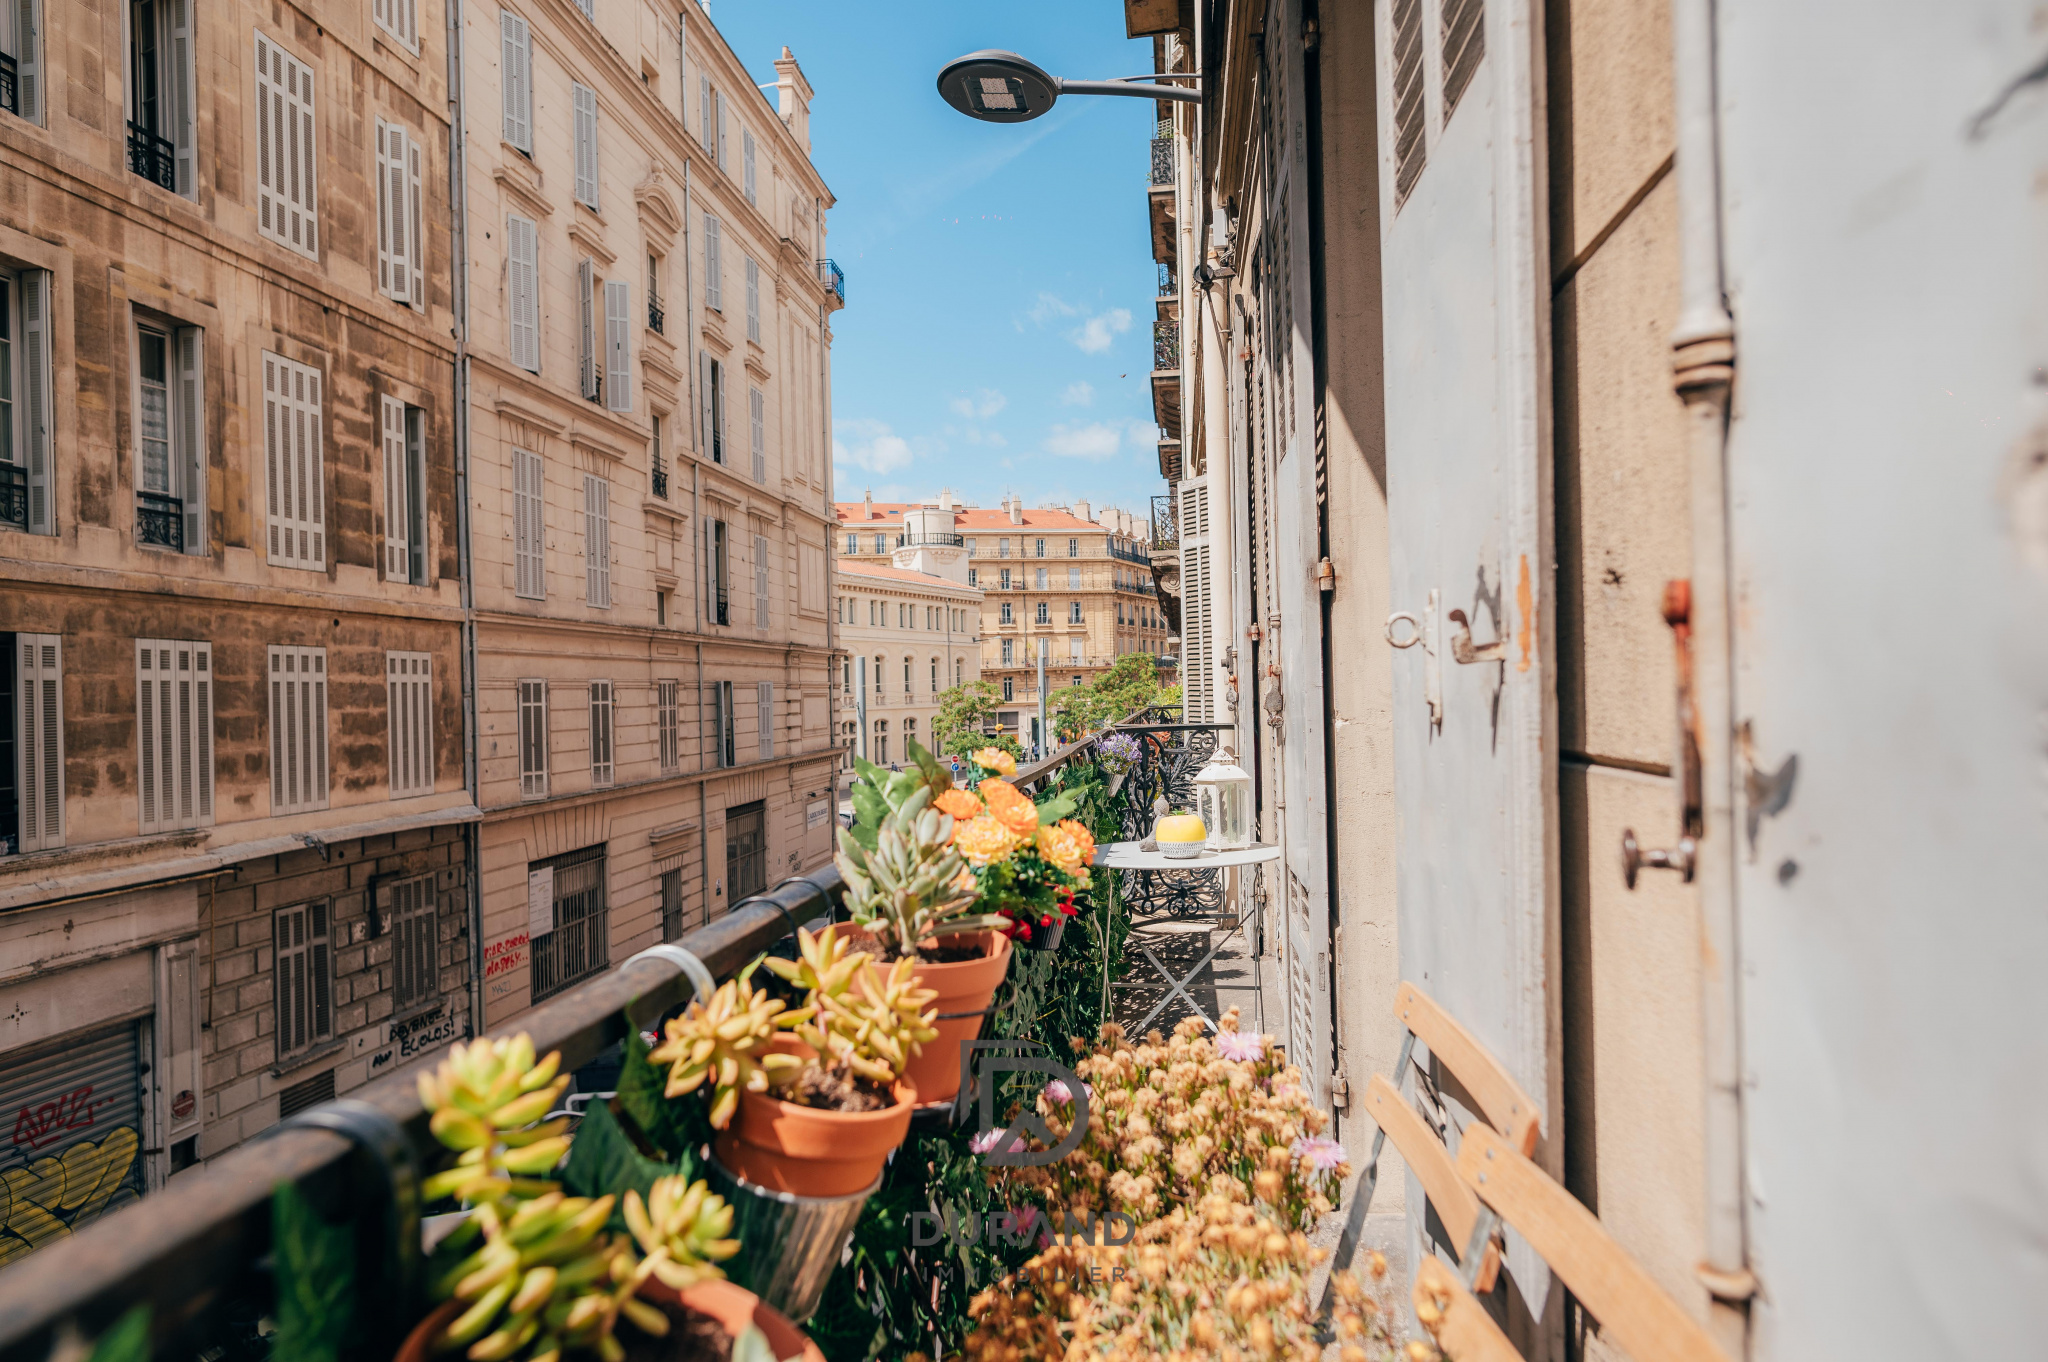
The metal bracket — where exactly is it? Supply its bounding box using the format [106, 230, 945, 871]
[1385, 589, 1443, 731]
[1624, 581, 1706, 890]
[1445, 608, 1508, 664]
[1622, 829, 1698, 888]
[624, 943, 717, 1005]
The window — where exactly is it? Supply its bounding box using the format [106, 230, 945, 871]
[604, 280, 631, 412]
[967, 568, 977, 587]
[998, 538, 1009, 557]
[843, 533, 856, 554]
[873, 533, 887, 554]
[871, 720, 888, 766]
[749, 386, 765, 481]
[955, 659, 962, 686]
[1000, 569, 1013, 590]
[712, 679, 735, 767]
[1070, 638, 1085, 662]
[572, 0, 593, 16]
[930, 658, 938, 692]
[708, 518, 729, 624]
[726, 800, 765, 902]
[572, 84, 599, 209]
[268, 646, 328, 814]
[647, 252, 664, 332]
[745, 257, 760, 343]
[1068, 538, 1079, 557]
[1070, 601, 1083, 623]
[518, 678, 548, 797]
[263, 350, 325, 570]
[873, 656, 884, 696]
[588, 681, 613, 785]
[902, 658, 911, 692]
[500, 11, 531, 151]
[1, 272, 53, 535]
[127, 0, 194, 193]
[1002, 677, 1014, 701]
[1000, 639, 1013, 665]
[135, 637, 213, 834]
[1000, 602, 1012, 624]
[374, 0, 419, 52]
[507, 214, 540, 370]
[530, 845, 607, 1002]
[513, 447, 544, 599]
[657, 679, 679, 772]
[651, 412, 668, 497]
[905, 716, 917, 747]
[703, 214, 722, 309]
[273, 900, 332, 1059]
[660, 868, 684, 941]
[842, 660, 851, 692]
[757, 681, 773, 757]
[715, 88, 728, 169]
[583, 475, 611, 606]
[4, 634, 59, 853]
[1036, 602, 1050, 624]
[700, 353, 726, 462]
[1068, 567, 1080, 588]
[381, 396, 426, 583]
[753, 532, 769, 626]
[742, 127, 756, 204]
[386, 651, 432, 798]
[1035, 567, 1047, 589]
[8, 0, 42, 124]
[376, 120, 424, 306]
[133, 318, 205, 554]
[966, 538, 977, 556]
[898, 604, 906, 627]
[254, 32, 319, 258]
[386, 874, 436, 1013]
[1035, 538, 1046, 557]
[577, 258, 600, 401]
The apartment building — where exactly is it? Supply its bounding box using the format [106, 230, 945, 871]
[834, 492, 1168, 747]
[0, 0, 474, 1250]
[465, 3, 841, 1024]
[831, 560, 981, 768]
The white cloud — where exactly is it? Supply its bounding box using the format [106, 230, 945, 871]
[1061, 381, 1095, 407]
[833, 418, 915, 475]
[949, 389, 1007, 419]
[1044, 421, 1125, 461]
[1128, 420, 1160, 446]
[1029, 293, 1081, 324]
[1070, 308, 1132, 354]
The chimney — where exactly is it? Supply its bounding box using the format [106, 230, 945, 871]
[774, 48, 814, 157]
[863, 487, 874, 521]
[1075, 499, 1092, 523]
[1007, 495, 1023, 525]
[939, 487, 954, 512]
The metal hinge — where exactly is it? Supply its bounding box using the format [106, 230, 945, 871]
[1316, 557, 1336, 592]
[1331, 1074, 1350, 1112]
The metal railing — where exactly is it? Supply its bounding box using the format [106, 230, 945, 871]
[898, 531, 964, 548]
[135, 491, 183, 551]
[647, 298, 665, 334]
[127, 120, 175, 190]
[1150, 136, 1174, 188]
[817, 258, 845, 304]
[0, 871, 851, 1362]
[0, 462, 25, 529]
[1153, 319, 1180, 371]
[530, 914, 609, 1003]
[713, 586, 730, 626]
[1109, 541, 1151, 565]
[651, 463, 669, 498]
[1151, 493, 1177, 547]
[0, 52, 17, 116]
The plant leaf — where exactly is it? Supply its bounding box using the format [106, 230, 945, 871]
[85, 1306, 150, 1362]
[272, 1180, 355, 1362]
[560, 1094, 692, 1230]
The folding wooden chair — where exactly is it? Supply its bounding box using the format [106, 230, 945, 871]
[1317, 982, 1542, 1328]
[1411, 1122, 1731, 1362]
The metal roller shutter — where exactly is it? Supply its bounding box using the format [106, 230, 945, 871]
[0, 1023, 147, 1268]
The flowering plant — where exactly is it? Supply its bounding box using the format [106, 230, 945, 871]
[939, 775, 1096, 944]
[1094, 732, 1143, 778]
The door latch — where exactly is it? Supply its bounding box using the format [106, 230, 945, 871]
[1385, 590, 1443, 732]
[1446, 608, 1508, 664]
[1623, 580, 1704, 889]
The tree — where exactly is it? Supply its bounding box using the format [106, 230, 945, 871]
[1049, 654, 1166, 742]
[932, 679, 1004, 758]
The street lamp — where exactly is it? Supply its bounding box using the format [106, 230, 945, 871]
[936, 50, 1200, 123]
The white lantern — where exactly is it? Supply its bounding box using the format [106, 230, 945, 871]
[1193, 744, 1253, 851]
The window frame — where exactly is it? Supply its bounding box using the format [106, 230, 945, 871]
[386, 650, 433, 798]
[267, 644, 329, 815]
[273, 899, 333, 1061]
[588, 679, 614, 786]
[518, 678, 549, 798]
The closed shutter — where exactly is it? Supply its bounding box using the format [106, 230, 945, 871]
[745, 257, 760, 343]
[16, 633, 63, 852]
[513, 447, 545, 599]
[572, 84, 599, 209]
[699, 353, 718, 462]
[376, 121, 409, 302]
[374, 0, 419, 51]
[604, 280, 631, 412]
[588, 681, 612, 784]
[715, 89, 727, 169]
[748, 386, 765, 481]
[657, 679, 678, 771]
[386, 651, 432, 797]
[135, 638, 214, 835]
[507, 215, 539, 371]
[578, 258, 598, 400]
[405, 129, 424, 306]
[698, 75, 712, 152]
[19, 269, 51, 535]
[268, 645, 328, 814]
[703, 216, 721, 310]
[583, 476, 610, 607]
[387, 875, 436, 1012]
[753, 532, 769, 626]
[13, 0, 40, 124]
[274, 900, 333, 1058]
[381, 395, 410, 580]
[518, 679, 548, 797]
[168, 0, 194, 193]
[0, 1024, 146, 1266]
[742, 128, 756, 204]
[175, 326, 204, 552]
[263, 352, 324, 570]
[500, 11, 531, 153]
[254, 32, 318, 258]
[758, 681, 773, 757]
[1179, 483, 1213, 721]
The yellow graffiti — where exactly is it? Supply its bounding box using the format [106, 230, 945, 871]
[0, 1126, 139, 1267]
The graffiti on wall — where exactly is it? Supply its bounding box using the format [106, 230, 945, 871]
[0, 1123, 140, 1266]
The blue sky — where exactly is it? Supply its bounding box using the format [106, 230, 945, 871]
[712, 2, 1168, 523]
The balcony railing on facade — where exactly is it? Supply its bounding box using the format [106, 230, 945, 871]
[126, 120, 176, 190]
[817, 258, 845, 304]
[1109, 541, 1151, 566]
[651, 460, 670, 499]
[135, 491, 183, 551]
[0, 461, 25, 529]
[897, 531, 964, 548]
[1150, 135, 1174, 189]
[1153, 319, 1181, 372]
[0, 51, 17, 116]
[647, 298, 665, 334]
[1151, 493, 1178, 548]
[1157, 262, 1174, 299]
[712, 586, 730, 626]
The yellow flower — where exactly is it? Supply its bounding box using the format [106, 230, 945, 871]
[935, 787, 984, 821]
[980, 779, 1042, 838]
[1036, 821, 1089, 876]
[971, 746, 1017, 777]
[1058, 817, 1097, 865]
[954, 814, 1021, 867]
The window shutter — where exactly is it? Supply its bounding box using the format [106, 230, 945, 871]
[169, 0, 195, 192]
[274, 901, 333, 1057]
[16, 634, 63, 851]
[268, 645, 329, 814]
[716, 89, 727, 169]
[386, 651, 433, 797]
[572, 84, 599, 209]
[377, 122, 401, 299]
[136, 639, 214, 836]
[584, 475, 611, 607]
[758, 681, 773, 757]
[573, 0, 593, 17]
[749, 386, 765, 482]
[588, 682, 612, 784]
[14, 0, 39, 124]
[699, 352, 716, 461]
[519, 679, 548, 797]
[513, 447, 545, 599]
[604, 280, 631, 412]
[743, 129, 756, 203]
[753, 532, 769, 626]
[263, 352, 325, 570]
[703, 215, 721, 309]
[382, 395, 410, 580]
[389, 876, 436, 1012]
[717, 359, 730, 464]
[578, 258, 598, 400]
[254, 33, 318, 258]
[19, 269, 51, 535]
[501, 11, 531, 152]
[176, 326, 204, 552]
[406, 129, 425, 306]
[698, 75, 712, 152]
[507, 215, 539, 371]
[745, 257, 760, 343]
[657, 679, 679, 771]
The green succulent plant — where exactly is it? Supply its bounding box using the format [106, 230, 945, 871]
[419, 1034, 574, 1203]
[768, 926, 941, 1087]
[647, 971, 802, 1129]
[621, 1176, 741, 1291]
[836, 781, 1006, 958]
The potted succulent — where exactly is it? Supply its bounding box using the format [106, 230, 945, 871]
[404, 1034, 822, 1362]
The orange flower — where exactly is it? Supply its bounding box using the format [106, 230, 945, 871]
[979, 779, 1042, 838]
[935, 787, 984, 821]
[1035, 822, 1087, 875]
[1057, 818, 1097, 865]
[953, 814, 1020, 868]
[971, 746, 1017, 777]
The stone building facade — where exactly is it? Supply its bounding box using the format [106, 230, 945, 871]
[831, 562, 983, 770]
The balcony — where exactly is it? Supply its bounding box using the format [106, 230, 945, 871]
[1110, 540, 1151, 566]
[0, 461, 24, 529]
[127, 120, 176, 191]
[1150, 135, 1174, 188]
[135, 491, 184, 552]
[1153, 319, 1181, 371]
[1151, 320, 1182, 439]
[898, 531, 964, 548]
[652, 462, 669, 499]
[0, 51, 16, 116]
[1158, 437, 1183, 481]
[817, 258, 845, 307]
[1148, 131, 1177, 268]
[713, 586, 730, 626]
[1151, 492, 1178, 548]
[648, 298, 665, 334]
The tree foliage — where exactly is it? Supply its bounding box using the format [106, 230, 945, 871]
[931, 680, 1005, 758]
[1047, 654, 1170, 742]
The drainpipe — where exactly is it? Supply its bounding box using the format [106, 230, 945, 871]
[1669, 0, 1753, 1340]
[446, 0, 485, 1040]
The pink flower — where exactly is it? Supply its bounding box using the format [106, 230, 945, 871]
[1214, 1030, 1265, 1063]
[1291, 1135, 1347, 1175]
[1043, 1079, 1072, 1105]
[970, 1126, 1028, 1156]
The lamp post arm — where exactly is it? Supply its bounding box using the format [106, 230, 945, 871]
[1058, 79, 1203, 103]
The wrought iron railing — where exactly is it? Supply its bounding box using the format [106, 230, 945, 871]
[1151, 492, 1177, 547]
[1153, 319, 1181, 371]
[127, 120, 176, 190]
[0, 52, 17, 116]
[0, 462, 25, 529]
[1150, 136, 1174, 188]
[651, 463, 669, 498]
[135, 491, 184, 551]
[647, 298, 665, 334]
[713, 586, 730, 626]
[899, 531, 964, 548]
[1109, 541, 1151, 565]
[817, 258, 845, 304]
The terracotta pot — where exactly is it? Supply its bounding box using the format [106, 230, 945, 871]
[898, 930, 1013, 1105]
[395, 1281, 823, 1362]
[713, 1038, 916, 1197]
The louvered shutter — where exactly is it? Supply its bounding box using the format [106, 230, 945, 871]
[578, 258, 598, 400]
[604, 280, 631, 412]
[169, 0, 195, 192]
[388, 876, 437, 1011]
[745, 257, 759, 343]
[573, 0, 593, 16]
[268, 645, 329, 814]
[263, 352, 325, 570]
[176, 326, 204, 552]
[758, 681, 773, 757]
[377, 122, 403, 299]
[274, 901, 333, 1057]
[703, 216, 721, 310]
[254, 33, 318, 258]
[584, 476, 611, 606]
[500, 11, 531, 152]
[699, 353, 717, 462]
[513, 447, 545, 599]
[507, 215, 539, 371]
[572, 84, 599, 209]
[749, 386, 765, 481]
[136, 639, 214, 836]
[717, 359, 730, 464]
[386, 651, 432, 797]
[406, 130, 425, 306]
[376, 0, 420, 50]
[753, 532, 769, 626]
[382, 395, 410, 579]
[13, 0, 39, 124]
[698, 75, 712, 152]
[715, 90, 727, 169]
[17, 633, 63, 852]
[19, 269, 52, 535]
[742, 128, 756, 204]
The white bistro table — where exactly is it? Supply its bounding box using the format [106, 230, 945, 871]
[1093, 841, 1281, 1034]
